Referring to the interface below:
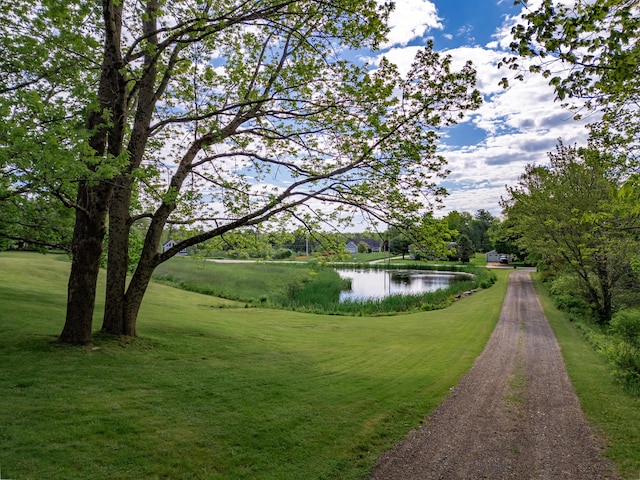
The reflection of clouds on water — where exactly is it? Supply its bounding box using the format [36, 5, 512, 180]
[337, 268, 462, 301]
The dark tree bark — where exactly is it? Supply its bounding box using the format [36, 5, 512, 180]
[101, 0, 160, 336]
[101, 175, 132, 335]
[58, 0, 126, 345]
[58, 183, 112, 345]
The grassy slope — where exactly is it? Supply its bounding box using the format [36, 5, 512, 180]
[533, 275, 640, 479]
[1, 251, 509, 479]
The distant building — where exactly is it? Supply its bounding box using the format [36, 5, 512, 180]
[485, 250, 507, 263]
[345, 238, 382, 254]
[162, 239, 188, 255]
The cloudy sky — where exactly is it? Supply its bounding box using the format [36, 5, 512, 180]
[375, 0, 592, 217]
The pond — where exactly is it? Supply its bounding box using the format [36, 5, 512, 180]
[336, 268, 465, 302]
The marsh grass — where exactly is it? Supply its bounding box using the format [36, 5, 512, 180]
[153, 257, 314, 304]
[153, 257, 496, 316]
[0, 252, 509, 480]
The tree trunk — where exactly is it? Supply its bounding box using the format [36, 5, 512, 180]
[122, 265, 155, 337]
[58, 0, 126, 344]
[101, 176, 132, 335]
[120, 231, 165, 336]
[100, 0, 160, 336]
[58, 183, 111, 345]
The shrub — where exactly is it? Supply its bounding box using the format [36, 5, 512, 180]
[610, 309, 640, 347]
[549, 274, 590, 315]
[272, 248, 293, 260]
[603, 310, 640, 393]
[606, 340, 640, 393]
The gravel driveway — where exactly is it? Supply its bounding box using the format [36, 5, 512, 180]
[368, 270, 620, 479]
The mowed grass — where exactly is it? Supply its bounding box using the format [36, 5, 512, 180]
[0, 252, 509, 480]
[533, 275, 640, 479]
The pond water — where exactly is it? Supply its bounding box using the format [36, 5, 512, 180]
[336, 268, 464, 301]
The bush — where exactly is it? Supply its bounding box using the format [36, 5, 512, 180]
[549, 274, 590, 315]
[606, 340, 640, 393]
[610, 309, 640, 347]
[605, 310, 640, 393]
[272, 248, 293, 260]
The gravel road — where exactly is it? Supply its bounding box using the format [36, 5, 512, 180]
[368, 270, 620, 480]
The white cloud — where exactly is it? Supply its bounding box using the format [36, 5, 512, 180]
[430, 12, 597, 216]
[381, 0, 443, 48]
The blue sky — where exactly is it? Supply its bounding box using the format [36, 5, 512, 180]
[373, 0, 592, 217]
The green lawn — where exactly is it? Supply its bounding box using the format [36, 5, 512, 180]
[0, 252, 508, 480]
[534, 275, 640, 479]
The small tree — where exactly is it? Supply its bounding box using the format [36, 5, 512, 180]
[390, 235, 412, 259]
[502, 142, 640, 324]
[456, 234, 474, 263]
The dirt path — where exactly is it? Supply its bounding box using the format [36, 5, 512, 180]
[368, 270, 620, 480]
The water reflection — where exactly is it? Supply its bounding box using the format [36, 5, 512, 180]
[336, 268, 462, 301]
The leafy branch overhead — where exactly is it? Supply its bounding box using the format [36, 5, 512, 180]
[502, 0, 640, 166]
[503, 0, 640, 104]
[0, 0, 481, 344]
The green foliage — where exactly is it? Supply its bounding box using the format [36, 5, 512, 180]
[0, 192, 74, 251]
[271, 248, 293, 260]
[508, 0, 640, 102]
[357, 241, 370, 254]
[411, 214, 455, 259]
[506, 0, 640, 161]
[610, 310, 640, 347]
[488, 218, 523, 258]
[533, 275, 640, 477]
[548, 273, 591, 317]
[542, 273, 640, 394]
[469, 209, 497, 252]
[503, 142, 640, 323]
[606, 339, 640, 393]
[608, 309, 640, 391]
[282, 268, 350, 307]
[455, 233, 474, 263]
[100, 229, 144, 273]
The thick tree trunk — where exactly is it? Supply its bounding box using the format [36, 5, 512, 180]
[58, 183, 111, 345]
[122, 266, 155, 337]
[100, 0, 160, 336]
[120, 231, 165, 336]
[58, 0, 126, 343]
[101, 176, 132, 335]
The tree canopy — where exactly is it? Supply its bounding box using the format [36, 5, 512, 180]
[1, 0, 481, 344]
[504, 0, 640, 160]
[502, 142, 640, 323]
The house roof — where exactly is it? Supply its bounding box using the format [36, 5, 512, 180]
[347, 238, 381, 248]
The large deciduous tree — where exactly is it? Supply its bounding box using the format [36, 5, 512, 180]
[2, 0, 482, 345]
[502, 142, 640, 324]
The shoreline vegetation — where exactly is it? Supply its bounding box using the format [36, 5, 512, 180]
[152, 257, 497, 316]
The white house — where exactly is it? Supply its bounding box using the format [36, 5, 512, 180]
[485, 250, 509, 263]
[345, 238, 382, 254]
[485, 250, 500, 262]
[162, 239, 188, 255]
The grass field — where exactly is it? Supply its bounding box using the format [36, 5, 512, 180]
[534, 276, 640, 479]
[0, 252, 508, 479]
